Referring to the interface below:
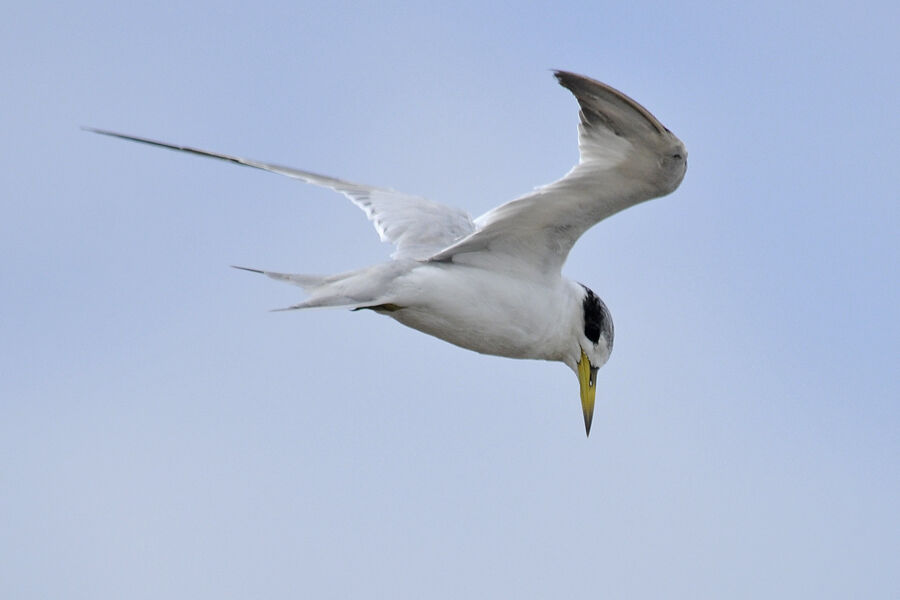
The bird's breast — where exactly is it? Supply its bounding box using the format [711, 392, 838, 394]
[385, 264, 574, 361]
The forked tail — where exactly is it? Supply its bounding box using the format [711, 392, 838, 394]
[232, 261, 412, 311]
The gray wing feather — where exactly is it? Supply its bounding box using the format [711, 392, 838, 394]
[84, 128, 475, 259]
[427, 71, 687, 274]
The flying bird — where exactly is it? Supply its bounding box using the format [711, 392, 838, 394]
[86, 71, 687, 435]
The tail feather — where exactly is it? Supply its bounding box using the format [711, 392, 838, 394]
[232, 265, 327, 291]
[233, 261, 413, 312]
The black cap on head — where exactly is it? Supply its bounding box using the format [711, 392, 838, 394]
[581, 285, 614, 350]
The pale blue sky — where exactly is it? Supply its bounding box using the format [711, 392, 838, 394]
[2, 1, 898, 598]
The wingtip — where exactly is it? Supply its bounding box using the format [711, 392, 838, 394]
[81, 126, 119, 138]
[552, 69, 582, 85]
[552, 70, 669, 137]
[552, 70, 608, 97]
[80, 127, 166, 148]
[552, 70, 600, 98]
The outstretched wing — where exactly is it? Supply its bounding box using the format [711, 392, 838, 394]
[428, 71, 687, 275]
[84, 128, 475, 259]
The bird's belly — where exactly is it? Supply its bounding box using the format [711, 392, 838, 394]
[386, 265, 569, 361]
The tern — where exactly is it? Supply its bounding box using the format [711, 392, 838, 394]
[86, 71, 686, 435]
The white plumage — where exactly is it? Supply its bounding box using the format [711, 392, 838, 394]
[86, 70, 687, 435]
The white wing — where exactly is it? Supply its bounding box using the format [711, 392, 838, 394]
[428, 71, 687, 275]
[84, 128, 475, 259]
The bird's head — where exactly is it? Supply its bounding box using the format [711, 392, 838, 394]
[564, 284, 614, 436]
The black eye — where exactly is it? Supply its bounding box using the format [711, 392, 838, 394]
[584, 323, 600, 344]
[672, 153, 683, 160]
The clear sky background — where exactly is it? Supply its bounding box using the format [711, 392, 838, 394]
[2, 1, 897, 598]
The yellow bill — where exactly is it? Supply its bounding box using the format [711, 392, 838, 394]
[578, 350, 598, 436]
